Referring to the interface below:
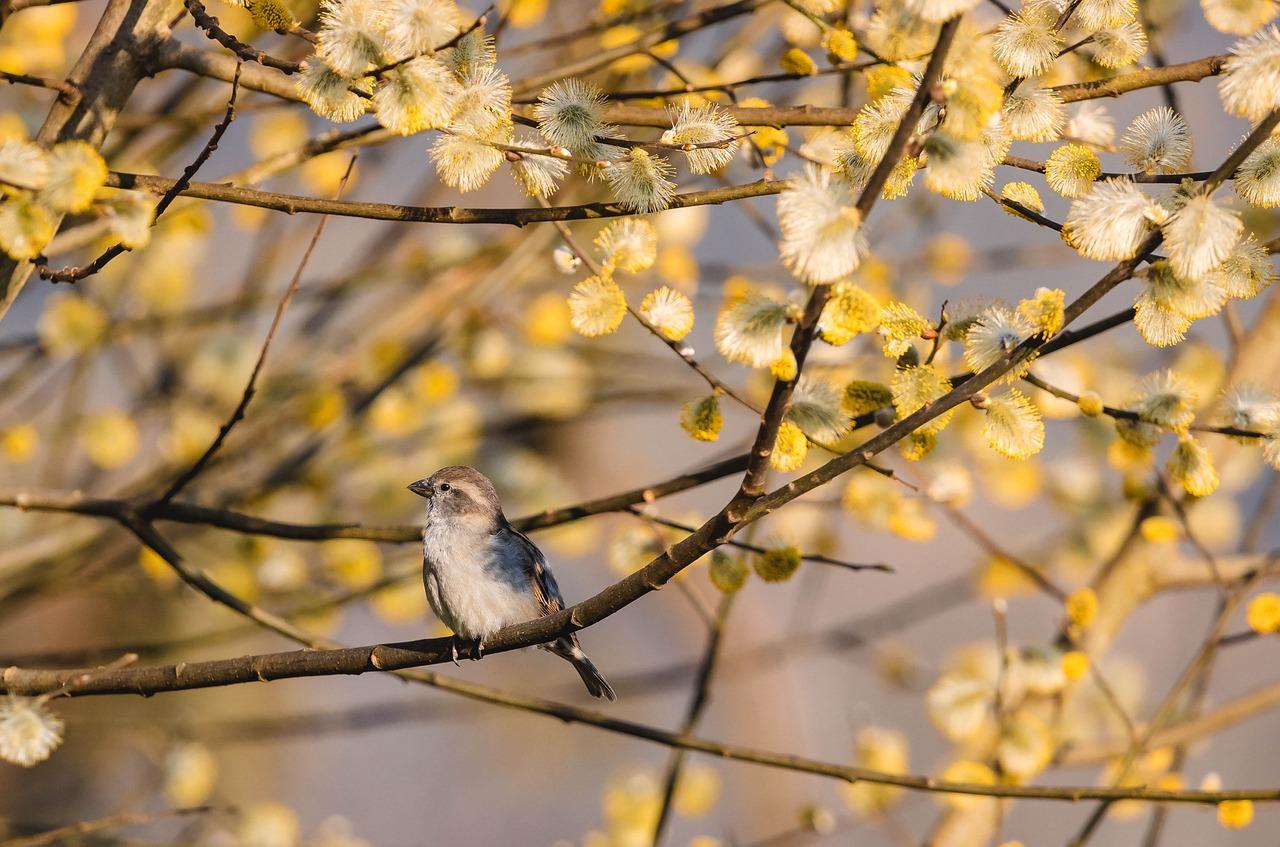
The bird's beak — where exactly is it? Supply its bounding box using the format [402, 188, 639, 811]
[407, 479, 432, 498]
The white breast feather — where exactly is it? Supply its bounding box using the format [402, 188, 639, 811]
[422, 522, 539, 640]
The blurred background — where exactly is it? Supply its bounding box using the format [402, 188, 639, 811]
[1, 0, 1279, 844]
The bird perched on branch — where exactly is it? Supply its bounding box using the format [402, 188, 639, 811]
[408, 465, 617, 700]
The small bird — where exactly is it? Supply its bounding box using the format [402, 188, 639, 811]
[408, 465, 617, 701]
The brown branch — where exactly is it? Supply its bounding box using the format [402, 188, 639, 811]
[101, 170, 786, 225]
[594, 57, 889, 103]
[3, 650, 1280, 805]
[182, 0, 302, 74]
[1039, 307, 1136, 356]
[0, 452, 752, 543]
[1001, 154, 1216, 184]
[628, 507, 890, 573]
[1053, 54, 1229, 102]
[588, 54, 1233, 131]
[932, 499, 1067, 600]
[0, 69, 78, 98]
[1022, 373, 1267, 439]
[0, 807, 221, 847]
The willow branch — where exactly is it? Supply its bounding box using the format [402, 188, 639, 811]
[10, 110, 1257, 704]
[0, 452, 751, 542]
[182, 0, 302, 74]
[1052, 53, 1229, 102]
[1022, 373, 1267, 439]
[734, 15, 962, 503]
[586, 54, 1232, 130]
[102, 171, 785, 224]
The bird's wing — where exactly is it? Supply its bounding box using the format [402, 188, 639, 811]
[505, 525, 565, 616]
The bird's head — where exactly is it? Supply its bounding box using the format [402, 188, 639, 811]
[408, 465, 504, 532]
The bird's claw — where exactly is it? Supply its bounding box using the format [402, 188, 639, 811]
[473, 638, 485, 660]
[450, 636, 460, 667]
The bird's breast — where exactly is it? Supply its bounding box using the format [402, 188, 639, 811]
[421, 526, 538, 640]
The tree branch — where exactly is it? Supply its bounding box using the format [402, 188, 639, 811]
[101, 171, 786, 225]
[35, 63, 244, 284]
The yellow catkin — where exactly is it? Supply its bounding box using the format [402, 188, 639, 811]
[249, 0, 294, 30]
[1245, 593, 1280, 634]
[1065, 586, 1098, 628]
[708, 550, 747, 592]
[680, 395, 723, 442]
[1217, 799, 1254, 829]
[753, 545, 801, 582]
[1139, 515, 1179, 543]
[822, 27, 859, 63]
[770, 421, 808, 471]
[1061, 650, 1090, 681]
[780, 48, 818, 76]
[1077, 390, 1105, 417]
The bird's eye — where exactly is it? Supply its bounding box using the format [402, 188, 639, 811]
[439, 483, 451, 492]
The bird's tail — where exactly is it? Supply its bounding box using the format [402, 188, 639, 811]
[548, 636, 617, 701]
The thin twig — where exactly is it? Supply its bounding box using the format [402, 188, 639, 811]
[0, 807, 221, 847]
[154, 153, 358, 504]
[182, 0, 302, 73]
[35, 64, 245, 283]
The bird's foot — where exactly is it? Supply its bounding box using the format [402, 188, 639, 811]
[472, 638, 485, 660]
[450, 636, 461, 667]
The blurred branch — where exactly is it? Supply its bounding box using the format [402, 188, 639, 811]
[0, 807, 221, 847]
[1067, 566, 1269, 846]
[0, 0, 187, 323]
[651, 593, 734, 845]
[156, 153, 355, 503]
[511, 0, 770, 95]
[627, 507, 890, 573]
[35, 63, 244, 284]
[5, 642, 1280, 805]
[1061, 678, 1280, 766]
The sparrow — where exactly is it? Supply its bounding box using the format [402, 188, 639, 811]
[408, 465, 617, 701]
